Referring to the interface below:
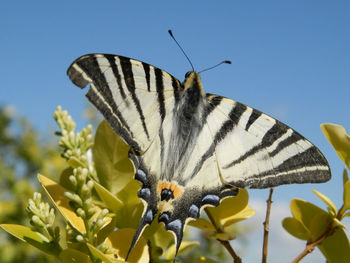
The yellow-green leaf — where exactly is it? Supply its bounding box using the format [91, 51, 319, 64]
[188, 218, 215, 231]
[282, 217, 309, 240]
[205, 189, 250, 226]
[317, 227, 350, 263]
[343, 180, 350, 212]
[59, 248, 91, 263]
[94, 120, 134, 195]
[0, 224, 59, 255]
[104, 228, 149, 263]
[115, 180, 143, 229]
[96, 217, 117, 246]
[94, 181, 123, 212]
[59, 167, 75, 191]
[86, 243, 124, 263]
[37, 173, 85, 233]
[312, 189, 337, 217]
[222, 205, 255, 227]
[321, 123, 350, 169]
[164, 241, 199, 259]
[290, 199, 332, 241]
[143, 217, 173, 250]
[343, 168, 349, 185]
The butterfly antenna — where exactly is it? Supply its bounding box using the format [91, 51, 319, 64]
[198, 60, 232, 74]
[168, 29, 195, 71]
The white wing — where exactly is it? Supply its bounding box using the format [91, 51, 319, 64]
[67, 54, 182, 153]
[204, 94, 330, 188]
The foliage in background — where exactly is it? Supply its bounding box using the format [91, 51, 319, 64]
[0, 106, 254, 263]
[0, 106, 63, 263]
[282, 123, 350, 263]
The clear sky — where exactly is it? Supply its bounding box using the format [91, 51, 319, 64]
[1, 1, 349, 262]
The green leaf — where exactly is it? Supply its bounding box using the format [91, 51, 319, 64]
[59, 248, 91, 263]
[290, 199, 331, 241]
[343, 168, 349, 185]
[96, 217, 117, 246]
[318, 227, 350, 263]
[0, 224, 59, 256]
[312, 189, 337, 217]
[115, 179, 143, 229]
[93, 120, 134, 195]
[222, 205, 255, 227]
[143, 216, 173, 250]
[188, 218, 215, 231]
[94, 180, 124, 213]
[86, 243, 124, 263]
[37, 173, 86, 233]
[104, 228, 149, 263]
[164, 241, 199, 259]
[282, 217, 309, 240]
[205, 189, 251, 226]
[343, 180, 350, 212]
[59, 167, 75, 191]
[321, 123, 350, 169]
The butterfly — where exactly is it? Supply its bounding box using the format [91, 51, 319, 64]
[67, 53, 331, 260]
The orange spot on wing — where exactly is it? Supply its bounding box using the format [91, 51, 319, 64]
[173, 185, 182, 198]
[157, 181, 183, 199]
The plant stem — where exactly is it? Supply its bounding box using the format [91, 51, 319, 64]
[291, 223, 334, 263]
[205, 208, 242, 263]
[262, 188, 274, 263]
[148, 240, 153, 263]
[292, 195, 345, 263]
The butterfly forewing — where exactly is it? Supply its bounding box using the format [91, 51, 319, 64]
[68, 54, 182, 153]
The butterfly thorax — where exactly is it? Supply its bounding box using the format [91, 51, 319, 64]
[162, 72, 207, 184]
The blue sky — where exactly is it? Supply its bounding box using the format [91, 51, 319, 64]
[1, 1, 349, 261]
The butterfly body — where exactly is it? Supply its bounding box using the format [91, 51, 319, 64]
[67, 53, 331, 260]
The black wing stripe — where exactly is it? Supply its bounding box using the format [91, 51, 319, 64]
[189, 101, 247, 180]
[269, 130, 303, 157]
[154, 68, 166, 168]
[105, 55, 127, 100]
[120, 58, 150, 140]
[240, 147, 330, 188]
[142, 62, 151, 92]
[75, 56, 134, 137]
[85, 87, 141, 152]
[154, 68, 166, 121]
[171, 75, 181, 103]
[224, 120, 290, 169]
[245, 109, 262, 131]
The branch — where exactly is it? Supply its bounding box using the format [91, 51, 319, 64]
[205, 208, 242, 263]
[291, 224, 334, 263]
[262, 188, 274, 263]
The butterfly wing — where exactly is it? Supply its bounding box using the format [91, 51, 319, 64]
[67, 54, 182, 153]
[204, 94, 331, 189]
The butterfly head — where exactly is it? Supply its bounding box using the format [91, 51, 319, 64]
[183, 71, 205, 96]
